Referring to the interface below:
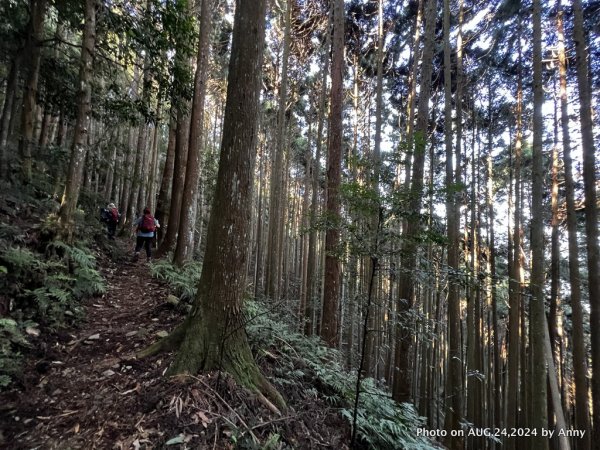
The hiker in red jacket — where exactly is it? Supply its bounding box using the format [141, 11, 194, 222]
[105, 203, 120, 240]
[133, 207, 159, 262]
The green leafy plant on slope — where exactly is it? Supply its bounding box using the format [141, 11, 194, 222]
[149, 259, 202, 302]
[0, 241, 106, 387]
[245, 301, 436, 450]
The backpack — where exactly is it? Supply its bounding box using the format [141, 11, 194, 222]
[140, 214, 156, 233]
[110, 208, 119, 222]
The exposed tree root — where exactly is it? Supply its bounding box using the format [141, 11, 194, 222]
[160, 314, 287, 413]
[136, 319, 189, 358]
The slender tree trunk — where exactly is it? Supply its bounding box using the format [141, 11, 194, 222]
[507, 18, 523, 450]
[254, 142, 265, 298]
[146, 104, 161, 213]
[403, 0, 423, 190]
[544, 320, 570, 450]
[529, 1, 548, 447]
[19, 0, 47, 183]
[127, 68, 151, 224]
[38, 106, 52, 149]
[58, 0, 96, 238]
[119, 127, 136, 227]
[173, 0, 214, 266]
[393, 0, 436, 402]
[299, 122, 312, 327]
[265, 0, 292, 301]
[442, 0, 462, 445]
[572, 2, 600, 443]
[305, 25, 330, 336]
[155, 113, 177, 244]
[0, 56, 20, 179]
[487, 82, 502, 445]
[156, 104, 190, 256]
[557, 3, 591, 447]
[320, 0, 344, 348]
[104, 140, 118, 202]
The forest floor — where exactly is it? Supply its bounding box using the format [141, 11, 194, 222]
[0, 239, 349, 449]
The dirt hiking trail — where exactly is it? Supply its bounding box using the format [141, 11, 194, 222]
[0, 241, 348, 449]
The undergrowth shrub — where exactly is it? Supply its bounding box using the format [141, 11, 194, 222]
[246, 301, 436, 450]
[0, 318, 31, 387]
[0, 240, 106, 387]
[150, 259, 202, 302]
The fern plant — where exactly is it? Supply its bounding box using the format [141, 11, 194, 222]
[150, 259, 202, 302]
[244, 300, 437, 450]
[0, 318, 32, 387]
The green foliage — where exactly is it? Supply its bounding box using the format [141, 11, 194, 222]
[1, 241, 105, 325]
[0, 239, 105, 388]
[245, 301, 437, 450]
[341, 384, 433, 449]
[150, 259, 202, 302]
[0, 318, 31, 387]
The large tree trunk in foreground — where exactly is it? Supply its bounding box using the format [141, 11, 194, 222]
[140, 0, 283, 409]
[58, 0, 97, 238]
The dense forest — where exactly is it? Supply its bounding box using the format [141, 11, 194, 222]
[0, 0, 599, 448]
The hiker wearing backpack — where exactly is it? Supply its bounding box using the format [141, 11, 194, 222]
[133, 207, 159, 262]
[105, 203, 120, 239]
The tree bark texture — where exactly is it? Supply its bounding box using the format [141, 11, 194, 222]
[265, 0, 292, 301]
[556, 3, 591, 447]
[19, 0, 47, 183]
[572, 2, 600, 443]
[155, 113, 177, 245]
[58, 0, 96, 238]
[442, 0, 463, 446]
[164, 0, 284, 409]
[173, 0, 213, 266]
[0, 56, 21, 178]
[320, 0, 344, 348]
[529, 1, 548, 447]
[393, 0, 436, 403]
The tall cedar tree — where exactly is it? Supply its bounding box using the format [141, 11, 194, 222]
[393, 0, 436, 402]
[529, 0, 548, 447]
[442, 0, 463, 446]
[265, 0, 292, 301]
[572, 1, 600, 442]
[321, 0, 344, 347]
[140, 0, 284, 409]
[173, 0, 213, 266]
[19, 0, 47, 182]
[58, 0, 97, 238]
[556, 1, 591, 446]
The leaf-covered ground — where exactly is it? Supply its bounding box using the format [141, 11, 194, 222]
[0, 241, 349, 449]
